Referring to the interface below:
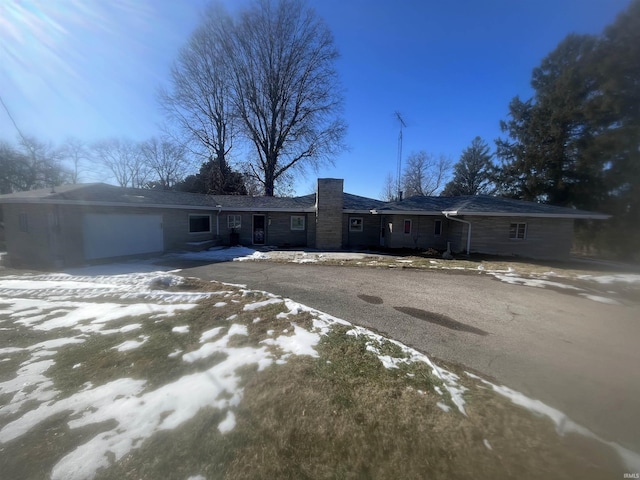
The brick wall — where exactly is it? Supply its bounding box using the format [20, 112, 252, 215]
[464, 215, 574, 259]
[315, 179, 343, 249]
[343, 214, 380, 248]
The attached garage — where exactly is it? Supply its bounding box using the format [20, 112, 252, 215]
[82, 213, 163, 260]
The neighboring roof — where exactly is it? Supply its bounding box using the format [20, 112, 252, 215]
[0, 184, 609, 219]
[376, 195, 609, 219]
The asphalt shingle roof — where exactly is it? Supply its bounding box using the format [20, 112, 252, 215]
[0, 184, 316, 211]
[0, 184, 608, 218]
[379, 195, 608, 218]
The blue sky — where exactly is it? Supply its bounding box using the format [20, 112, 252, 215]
[0, 0, 632, 198]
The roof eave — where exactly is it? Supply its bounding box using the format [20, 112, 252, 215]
[450, 211, 611, 219]
[0, 198, 315, 212]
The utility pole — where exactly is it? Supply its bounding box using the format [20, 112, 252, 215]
[395, 111, 406, 200]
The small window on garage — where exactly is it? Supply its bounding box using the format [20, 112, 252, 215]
[19, 213, 29, 233]
[349, 217, 363, 232]
[228, 215, 241, 229]
[509, 222, 527, 240]
[189, 214, 211, 233]
[403, 219, 412, 234]
[434, 220, 442, 236]
[290, 215, 305, 231]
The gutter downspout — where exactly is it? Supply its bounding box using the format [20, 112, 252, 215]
[215, 205, 222, 239]
[443, 212, 471, 255]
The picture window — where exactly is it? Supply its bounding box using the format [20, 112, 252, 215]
[189, 214, 211, 233]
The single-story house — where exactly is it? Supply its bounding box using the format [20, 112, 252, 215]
[0, 178, 608, 269]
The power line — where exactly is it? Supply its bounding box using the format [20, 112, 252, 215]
[0, 94, 27, 143]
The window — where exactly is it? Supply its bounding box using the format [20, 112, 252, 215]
[228, 215, 241, 229]
[19, 213, 29, 233]
[189, 214, 211, 233]
[509, 223, 527, 240]
[434, 220, 442, 236]
[349, 217, 363, 232]
[403, 219, 412, 234]
[290, 215, 305, 231]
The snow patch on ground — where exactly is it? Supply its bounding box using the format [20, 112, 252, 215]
[488, 272, 581, 290]
[578, 293, 621, 305]
[464, 372, 640, 471]
[2, 265, 636, 478]
[577, 274, 640, 285]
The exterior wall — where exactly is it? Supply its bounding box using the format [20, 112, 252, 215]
[215, 211, 309, 247]
[3, 204, 61, 268]
[384, 215, 449, 250]
[307, 212, 316, 248]
[63, 205, 216, 255]
[465, 215, 574, 259]
[343, 214, 380, 248]
[264, 212, 308, 247]
[315, 179, 343, 249]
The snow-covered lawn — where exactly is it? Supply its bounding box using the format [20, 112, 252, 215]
[0, 267, 637, 479]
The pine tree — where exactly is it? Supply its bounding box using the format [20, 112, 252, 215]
[441, 137, 493, 196]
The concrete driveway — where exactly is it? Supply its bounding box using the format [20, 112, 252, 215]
[179, 261, 640, 453]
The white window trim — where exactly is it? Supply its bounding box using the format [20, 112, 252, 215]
[188, 214, 212, 234]
[403, 219, 412, 235]
[290, 215, 305, 231]
[349, 217, 363, 232]
[509, 222, 527, 240]
[228, 214, 241, 229]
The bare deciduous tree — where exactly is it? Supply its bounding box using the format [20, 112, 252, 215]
[163, 0, 346, 196]
[17, 136, 68, 190]
[380, 172, 397, 201]
[401, 151, 451, 197]
[228, 0, 346, 195]
[140, 137, 189, 189]
[59, 137, 88, 184]
[92, 138, 149, 188]
[158, 3, 236, 192]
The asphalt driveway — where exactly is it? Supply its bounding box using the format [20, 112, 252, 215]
[179, 261, 640, 453]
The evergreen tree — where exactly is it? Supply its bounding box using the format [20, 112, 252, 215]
[175, 159, 247, 195]
[441, 137, 493, 196]
[494, 0, 640, 258]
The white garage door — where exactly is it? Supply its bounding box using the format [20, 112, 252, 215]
[83, 213, 163, 260]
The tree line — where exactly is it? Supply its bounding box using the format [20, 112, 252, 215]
[0, 135, 194, 194]
[388, 0, 638, 258]
[1, 0, 344, 197]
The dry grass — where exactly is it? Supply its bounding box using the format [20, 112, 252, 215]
[0, 276, 627, 479]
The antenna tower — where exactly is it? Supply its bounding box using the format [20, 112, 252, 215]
[395, 111, 406, 199]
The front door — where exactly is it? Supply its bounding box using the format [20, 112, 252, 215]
[253, 214, 266, 245]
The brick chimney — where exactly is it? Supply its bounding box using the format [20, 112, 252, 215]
[315, 178, 343, 249]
